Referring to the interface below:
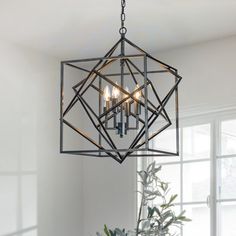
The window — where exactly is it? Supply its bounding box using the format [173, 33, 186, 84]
[0, 115, 37, 236]
[138, 111, 236, 236]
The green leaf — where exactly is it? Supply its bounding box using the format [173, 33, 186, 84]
[104, 225, 110, 236]
[147, 161, 155, 173]
[168, 194, 178, 205]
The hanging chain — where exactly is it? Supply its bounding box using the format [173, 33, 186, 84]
[119, 0, 127, 36]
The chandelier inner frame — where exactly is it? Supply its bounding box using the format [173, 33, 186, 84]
[60, 37, 182, 164]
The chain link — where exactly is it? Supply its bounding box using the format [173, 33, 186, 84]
[119, 0, 127, 36]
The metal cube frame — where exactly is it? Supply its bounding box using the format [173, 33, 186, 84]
[60, 37, 181, 164]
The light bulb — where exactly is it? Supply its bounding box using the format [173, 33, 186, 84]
[103, 85, 110, 101]
[134, 85, 141, 100]
[112, 82, 120, 99]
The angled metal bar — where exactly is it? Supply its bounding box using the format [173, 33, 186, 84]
[63, 119, 102, 149]
[124, 59, 165, 119]
[104, 69, 169, 77]
[124, 37, 178, 72]
[63, 119, 121, 162]
[63, 58, 114, 117]
[80, 58, 116, 96]
[65, 63, 90, 73]
[123, 78, 181, 158]
[63, 83, 103, 118]
[78, 95, 123, 160]
[132, 78, 181, 149]
[63, 40, 122, 118]
[77, 96, 115, 149]
[134, 122, 171, 150]
[130, 112, 145, 124]
[126, 58, 170, 121]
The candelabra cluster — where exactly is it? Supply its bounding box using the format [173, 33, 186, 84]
[103, 83, 142, 137]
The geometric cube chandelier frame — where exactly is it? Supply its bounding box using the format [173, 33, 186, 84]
[60, 0, 182, 164]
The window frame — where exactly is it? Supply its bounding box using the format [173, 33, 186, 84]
[137, 109, 236, 236]
[0, 170, 37, 236]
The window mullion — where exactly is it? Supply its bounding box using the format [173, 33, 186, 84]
[180, 127, 183, 236]
[210, 120, 217, 236]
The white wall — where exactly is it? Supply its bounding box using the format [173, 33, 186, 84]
[1, 35, 236, 236]
[158, 36, 236, 115]
[81, 36, 236, 235]
[0, 41, 83, 236]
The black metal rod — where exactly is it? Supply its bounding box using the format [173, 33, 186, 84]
[104, 69, 168, 77]
[99, 77, 102, 148]
[62, 148, 148, 153]
[120, 37, 125, 138]
[132, 79, 179, 150]
[61, 52, 144, 64]
[66, 63, 90, 73]
[124, 59, 161, 118]
[124, 37, 177, 71]
[63, 59, 114, 117]
[175, 72, 180, 155]
[135, 123, 171, 150]
[63, 119, 121, 162]
[66, 61, 168, 76]
[63, 40, 122, 118]
[125, 58, 169, 121]
[77, 96, 115, 149]
[78, 95, 123, 160]
[123, 78, 181, 158]
[80, 59, 116, 96]
[60, 62, 64, 152]
[131, 78, 180, 150]
[144, 55, 149, 149]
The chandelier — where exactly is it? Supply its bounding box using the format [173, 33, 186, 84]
[60, 0, 181, 163]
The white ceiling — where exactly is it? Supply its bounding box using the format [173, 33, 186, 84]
[1, 0, 236, 59]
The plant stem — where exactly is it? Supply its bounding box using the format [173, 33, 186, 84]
[136, 192, 144, 236]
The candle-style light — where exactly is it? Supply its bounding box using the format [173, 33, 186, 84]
[112, 82, 120, 112]
[111, 82, 120, 128]
[103, 85, 111, 111]
[103, 85, 111, 128]
[134, 84, 141, 115]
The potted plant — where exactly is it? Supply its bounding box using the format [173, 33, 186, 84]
[96, 161, 190, 236]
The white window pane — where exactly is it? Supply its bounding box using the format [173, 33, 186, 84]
[153, 164, 180, 204]
[0, 176, 18, 235]
[183, 204, 210, 236]
[22, 229, 37, 236]
[169, 205, 181, 236]
[221, 119, 236, 155]
[151, 129, 179, 163]
[218, 202, 236, 236]
[217, 157, 236, 200]
[22, 175, 37, 228]
[20, 114, 37, 171]
[183, 124, 210, 160]
[183, 162, 210, 202]
[0, 117, 19, 171]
